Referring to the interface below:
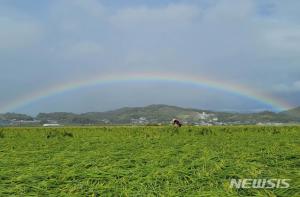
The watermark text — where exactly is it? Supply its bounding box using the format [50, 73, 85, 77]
[230, 179, 291, 189]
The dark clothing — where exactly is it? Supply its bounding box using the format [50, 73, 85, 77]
[173, 119, 182, 127]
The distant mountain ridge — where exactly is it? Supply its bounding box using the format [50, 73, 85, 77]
[1, 104, 300, 125]
[280, 106, 300, 119]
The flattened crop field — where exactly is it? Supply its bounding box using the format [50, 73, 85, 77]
[0, 126, 299, 196]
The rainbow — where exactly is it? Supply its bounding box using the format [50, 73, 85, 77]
[0, 72, 292, 112]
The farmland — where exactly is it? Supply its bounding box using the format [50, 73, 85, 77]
[0, 126, 299, 196]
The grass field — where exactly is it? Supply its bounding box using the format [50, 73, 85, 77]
[0, 126, 299, 196]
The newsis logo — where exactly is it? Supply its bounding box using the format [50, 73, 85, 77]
[230, 179, 291, 189]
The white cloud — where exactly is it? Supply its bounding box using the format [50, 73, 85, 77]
[51, 0, 106, 18]
[203, 0, 255, 22]
[274, 81, 300, 93]
[264, 27, 300, 54]
[110, 4, 201, 27]
[48, 0, 107, 35]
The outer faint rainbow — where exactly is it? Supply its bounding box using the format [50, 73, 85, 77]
[0, 72, 292, 112]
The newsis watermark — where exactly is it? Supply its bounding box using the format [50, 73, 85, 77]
[229, 179, 291, 189]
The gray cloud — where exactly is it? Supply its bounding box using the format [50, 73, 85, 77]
[0, 0, 299, 113]
[274, 81, 300, 93]
[110, 3, 201, 26]
[0, 18, 41, 51]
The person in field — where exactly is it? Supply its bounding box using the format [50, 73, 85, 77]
[172, 119, 182, 127]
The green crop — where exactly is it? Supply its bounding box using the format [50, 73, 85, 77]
[0, 126, 299, 196]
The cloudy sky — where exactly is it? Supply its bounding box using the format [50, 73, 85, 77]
[0, 0, 299, 114]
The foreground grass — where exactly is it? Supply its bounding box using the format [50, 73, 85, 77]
[0, 126, 299, 196]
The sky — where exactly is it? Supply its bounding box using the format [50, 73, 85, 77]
[0, 0, 300, 114]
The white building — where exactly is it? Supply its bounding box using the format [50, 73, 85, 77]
[43, 124, 61, 127]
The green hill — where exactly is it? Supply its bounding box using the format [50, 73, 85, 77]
[81, 104, 212, 124]
[2, 105, 300, 125]
[34, 105, 300, 124]
[280, 107, 300, 122]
